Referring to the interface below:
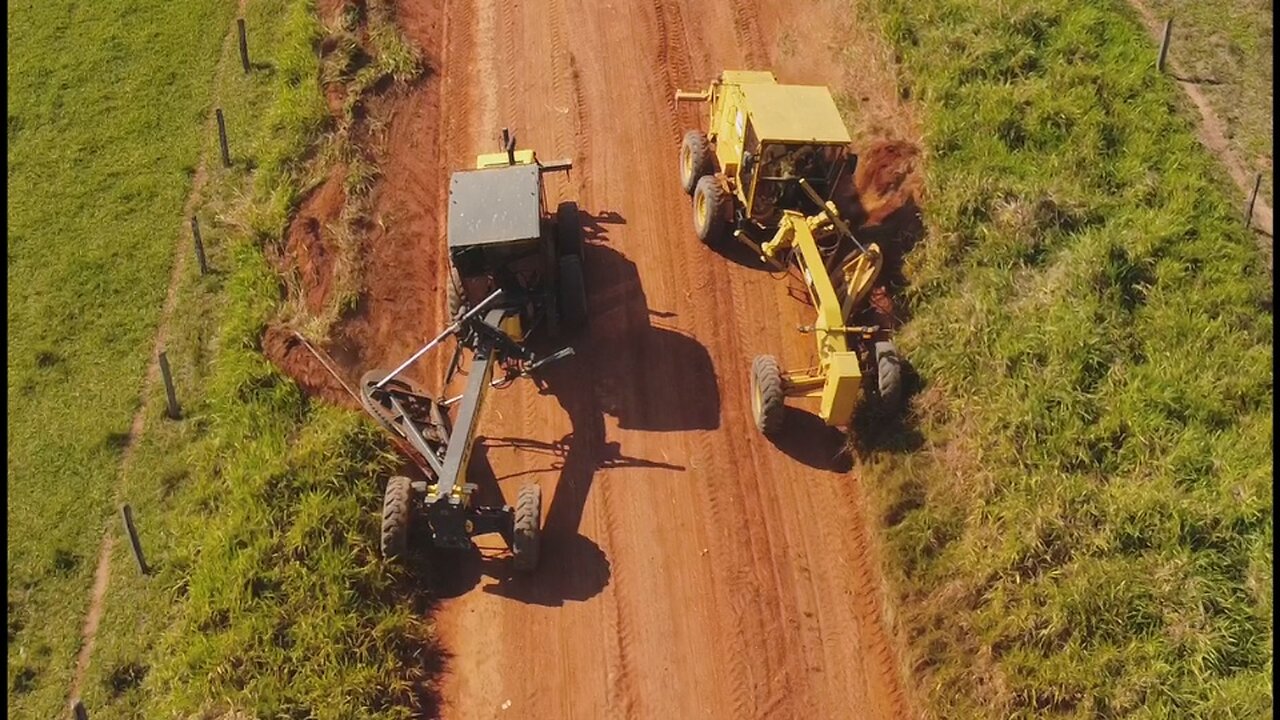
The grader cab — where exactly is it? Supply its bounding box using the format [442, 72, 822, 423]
[675, 70, 856, 248]
[445, 128, 587, 337]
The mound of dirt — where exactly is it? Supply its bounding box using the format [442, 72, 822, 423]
[280, 167, 347, 314]
[853, 139, 922, 228]
[261, 323, 358, 409]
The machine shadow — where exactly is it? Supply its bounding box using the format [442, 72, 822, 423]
[532, 213, 722, 433]
[575, 240, 722, 432]
[710, 235, 771, 270]
[769, 407, 854, 472]
[431, 208, 702, 605]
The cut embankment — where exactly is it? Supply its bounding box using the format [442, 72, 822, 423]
[856, 0, 1273, 717]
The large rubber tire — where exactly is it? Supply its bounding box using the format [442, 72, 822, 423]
[381, 476, 414, 562]
[693, 175, 729, 246]
[558, 254, 588, 331]
[680, 130, 713, 195]
[557, 201, 583, 257]
[511, 484, 543, 572]
[875, 340, 903, 411]
[750, 354, 786, 436]
[445, 264, 464, 321]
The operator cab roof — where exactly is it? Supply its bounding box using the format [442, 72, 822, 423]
[741, 83, 852, 145]
[448, 163, 542, 248]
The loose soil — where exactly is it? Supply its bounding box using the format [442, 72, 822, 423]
[269, 1, 925, 717]
[280, 165, 346, 315]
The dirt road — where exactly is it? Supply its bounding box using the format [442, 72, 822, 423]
[320, 1, 917, 717]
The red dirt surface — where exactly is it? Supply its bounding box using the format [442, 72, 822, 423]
[281, 166, 346, 314]
[854, 139, 922, 229]
[261, 323, 358, 409]
[269, 0, 926, 717]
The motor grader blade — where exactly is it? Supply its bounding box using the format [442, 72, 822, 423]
[747, 202, 903, 434]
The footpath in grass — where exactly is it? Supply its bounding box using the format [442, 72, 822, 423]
[1138, 0, 1273, 207]
[7, 1, 233, 714]
[854, 0, 1273, 717]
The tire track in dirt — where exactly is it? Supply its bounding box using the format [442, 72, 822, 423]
[475, 0, 500, 142]
[566, 52, 592, 195]
[728, 0, 769, 68]
[649, 0, 693, 145]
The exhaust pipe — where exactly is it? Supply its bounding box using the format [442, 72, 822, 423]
[500, 127, 516, 165]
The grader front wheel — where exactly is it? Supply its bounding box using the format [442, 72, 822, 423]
[381, 476, 414, 562]
[750, 354, 786, 436]
[557, 201, 583, 257]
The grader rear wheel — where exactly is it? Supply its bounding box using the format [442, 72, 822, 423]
[693, 175, 728, 245]
[680, 130, 713, 195]
[750, 354, 786, 436]
[511, 483, 543, 572]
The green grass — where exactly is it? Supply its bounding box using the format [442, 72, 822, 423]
[77, 0, 438, 716]
[1142, 0, 1273, 207]
[10, 0, 436, 717]
[851, 0, 1274, 717]
[7, 1, 234, 714]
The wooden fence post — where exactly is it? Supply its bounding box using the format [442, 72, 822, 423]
[237, 19, 250, 73]
[1245, 173, 1262, 228]
[159, 351, 180, 420]
[1157, 19, 1173, 73]
[216, 108, 230, 168]
[191, 216, 208, 275]
[121, 505, 150, 575]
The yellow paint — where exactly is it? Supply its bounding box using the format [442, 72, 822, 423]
[677, 70, 853, 206]
[475, 148, 537, 168]
[759, 207, 870, 426]
[738, 84, 851, 145]
[500, 313, 522, 341]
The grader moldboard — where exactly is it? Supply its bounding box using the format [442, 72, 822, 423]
[359, 129, 586, 573]
[675, 71, 904, 435]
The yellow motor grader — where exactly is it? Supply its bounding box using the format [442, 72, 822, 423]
[676, 71, 903, 434]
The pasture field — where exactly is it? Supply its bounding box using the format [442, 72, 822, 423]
[856, 0, 1273, 716]
[9, 0, 434, 717]
[8, 0, 234, 713]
